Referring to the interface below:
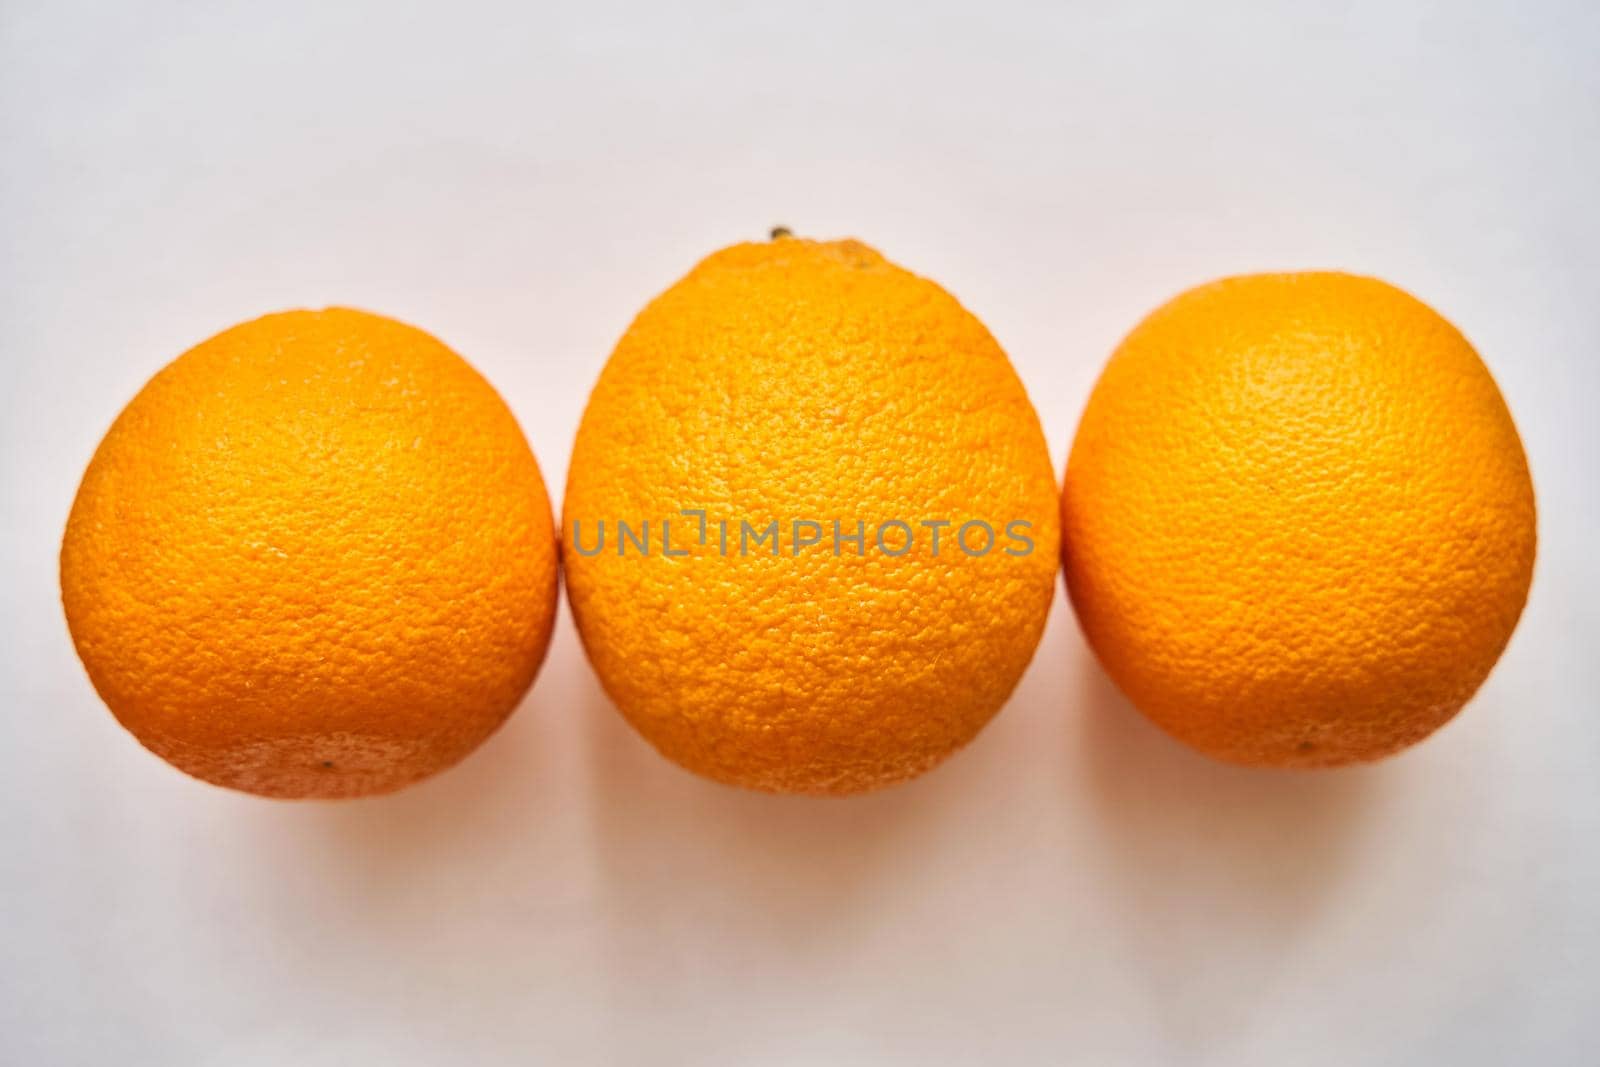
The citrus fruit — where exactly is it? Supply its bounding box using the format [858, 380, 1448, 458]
[563, 236, 1060, 794]
[1063, 272, 1536, 767]
[61, 308, 558, 798]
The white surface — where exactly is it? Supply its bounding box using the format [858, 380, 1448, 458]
[2, 2, 1596, 1063]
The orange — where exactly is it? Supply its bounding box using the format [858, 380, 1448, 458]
[1063, 272, 1536, 767]
[563, 236, 1060, 794]
[60, 308, 558, 798]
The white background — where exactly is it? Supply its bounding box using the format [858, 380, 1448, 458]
[2, 2, 1596, 1064]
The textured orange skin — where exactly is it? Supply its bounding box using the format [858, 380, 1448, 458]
[563, 239, 1060, 794]
[1063, 273, 1536, 767]
[61, 309, 558, 798]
